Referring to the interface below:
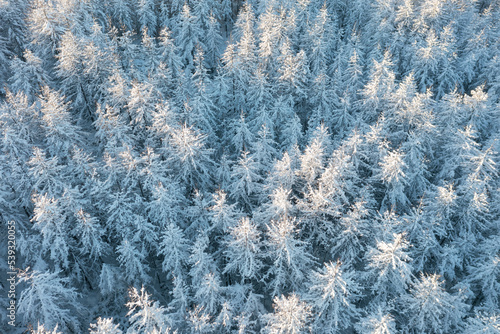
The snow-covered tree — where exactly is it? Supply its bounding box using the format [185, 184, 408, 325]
[166, 124, 214, 189]
[189, 233, 217, 288]
[230, 112, 255, 155]
[194, 272, 223, 316]
[209, 189, 242, 233]
[116, 239, 150, 285]
[176, 3, 203, 67]
[138, 0, 157, 36]
[364, 233, 413, 302]
[168, 275, 190, 327]
[378, 149, 410, 211]
[38, 87, 83, 157]
[308, 260, 360, 333]
[224, 216, 263, 282]
[229, 150, 262, 210]
[126, 81, 157, 132]
[18, 269, 80, 332]
[89, 318, 123, 334]
[306, 4, 335, 76]
[265, 215, 315, 296]
[330, 199, 371, 264]
[158, 223, 190, 280]
[72, 208, 106, 260]
[110, 0, 134, 30]
[31, 194, 71, 269]
[126, 286, 172, 334]
[263, 293, 312, 334]
[9, 50, 49, 102]
[401, 273, 468, 334]
[464, 312, 500, 334]
[356, 306, 397, 334]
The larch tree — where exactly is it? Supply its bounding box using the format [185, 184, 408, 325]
[9, 49, 50, 102]
[18, 269, 80, 332]
[158, 222, 190, 280]
[176, 3, 203, 68]
[126, 286, 172, 334]
[401, 273, 468, 334]
[364, 233, 414, 303]
[265, 215, 316, 296]
[263, 293, 312, 334]
[223, 216, 263, 282]
[308, 260, 360, 333]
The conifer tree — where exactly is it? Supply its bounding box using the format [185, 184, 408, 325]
[401, 273, 468, 334]
[356, 306, 397, 334]
[308, 260, 360, 333]
[158, 223, 190, 280]
[166, 124, 214, 190]
[464, 312, 500, 334]
[9, 50, 50, 102]
[138, 0, 157, 36]
[116, 239, 150, 285]
[56, 30, 92, 119]
[306, 4, 335, 76]
[224, 217, 263, 282]
[209, 189, 242, 233]
[39, 87, 83, 158]
[31, 194, 71, 269]
[263, 294, 312, 334]
[126, 286, 172, 333]
[18, 269, 80, 332]
[176, 3, 203, 67]
[110, 0, 134, 31]
[229, 150, 262, 210]
[265, 215, 315, 296]
[89, 318, 123, 334]
[364, 233, 413, 303]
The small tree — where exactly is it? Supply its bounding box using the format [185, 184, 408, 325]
[378, 149, 409, 211]
[229, 150, 262, 210]
[189, 233, 217, 287]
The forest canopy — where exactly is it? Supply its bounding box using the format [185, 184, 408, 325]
[0, 0, 499, 333]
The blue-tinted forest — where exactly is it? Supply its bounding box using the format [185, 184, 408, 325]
[0, 0, 499, 333]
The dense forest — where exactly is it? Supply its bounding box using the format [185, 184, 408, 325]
[0, 0, 499, 333]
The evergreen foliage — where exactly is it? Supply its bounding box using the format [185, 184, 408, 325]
[0, 0, 499, 332]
